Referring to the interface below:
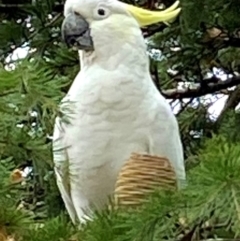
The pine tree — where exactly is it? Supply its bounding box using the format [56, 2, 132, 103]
[1, 0, 240, 240]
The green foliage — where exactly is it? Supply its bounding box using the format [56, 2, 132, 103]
[0, 158, 32, 239]
[2, 135, 237, 240]
[1, 0, 240, 240]
[23, 215, 75, 241]
[0, 57, 69, 221]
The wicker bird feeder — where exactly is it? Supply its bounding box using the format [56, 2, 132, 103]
[114, 153, 177, 207]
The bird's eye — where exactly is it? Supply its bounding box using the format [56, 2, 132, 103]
[97, 8, 105, 16]
[93, 5, 109, 19]
[74, 11, 81, 16]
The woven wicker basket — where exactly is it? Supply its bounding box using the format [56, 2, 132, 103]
[114, 152, 177, 207]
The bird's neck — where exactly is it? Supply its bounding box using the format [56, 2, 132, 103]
[79, 34, 150, 74]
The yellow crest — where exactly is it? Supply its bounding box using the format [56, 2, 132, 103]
[125, 1, 181, 27]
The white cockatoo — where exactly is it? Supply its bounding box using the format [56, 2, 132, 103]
[53, 0, 186, 224]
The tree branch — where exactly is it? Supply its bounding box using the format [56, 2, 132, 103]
[162, 75, 240, 99]
[213, 85, 240, 130]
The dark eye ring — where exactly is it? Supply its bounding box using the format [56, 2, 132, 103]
[97, 8, 105, 16]
[74, 11, 80, 16]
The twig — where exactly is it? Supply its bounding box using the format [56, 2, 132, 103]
[143, 24, 166, 38]
[201, 25, 240, 49]
[162, 75, 240, 99]
[176, 98, 195, 116]
[0, 4, 27, 8]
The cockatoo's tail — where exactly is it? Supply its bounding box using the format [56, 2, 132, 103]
[61, 0, 181, 50]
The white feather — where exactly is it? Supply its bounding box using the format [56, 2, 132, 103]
[53, 0, 186, 223]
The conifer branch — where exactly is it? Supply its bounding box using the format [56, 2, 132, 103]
[0, 90, 17, 97]
[1, 12, 62, 59]
[232, 187, 240, 222]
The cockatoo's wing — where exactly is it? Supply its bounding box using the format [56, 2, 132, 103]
[52, 116, 77, 223]
[148, 93, 186, 188]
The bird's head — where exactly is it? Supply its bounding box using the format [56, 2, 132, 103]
[62, 0, 181, 54]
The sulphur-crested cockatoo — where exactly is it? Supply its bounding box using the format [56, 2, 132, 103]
[53, 0, 186, 224]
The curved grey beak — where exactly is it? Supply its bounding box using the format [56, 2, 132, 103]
[61, 13, 94, 51]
